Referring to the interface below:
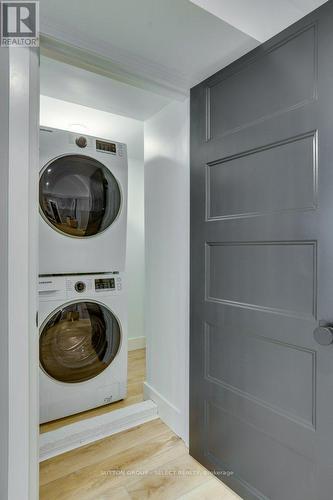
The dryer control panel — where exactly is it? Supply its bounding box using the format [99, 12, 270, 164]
[38, 272, 124, 302]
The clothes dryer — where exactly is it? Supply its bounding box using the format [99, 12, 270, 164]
[39, 127, 128, 274]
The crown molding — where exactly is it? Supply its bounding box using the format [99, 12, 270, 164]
[40, 18, 189, 100]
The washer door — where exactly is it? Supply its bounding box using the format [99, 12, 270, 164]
[39, 154, 121, 237]
[40, 301, 121, 383]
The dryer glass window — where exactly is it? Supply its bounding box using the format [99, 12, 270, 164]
[39, 155, 121, 237]
[40, 301, 121, 383]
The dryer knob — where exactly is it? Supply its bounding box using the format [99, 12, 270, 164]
[75, 281, 86, 293]
[75, 136, 87, 148]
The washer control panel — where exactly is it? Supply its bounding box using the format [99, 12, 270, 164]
[38, 272, 124, 301]
[67, 273, 123, 297]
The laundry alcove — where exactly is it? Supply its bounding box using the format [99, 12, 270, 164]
[38, 52, 190, 456]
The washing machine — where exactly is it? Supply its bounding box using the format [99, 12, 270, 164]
[39, 127, 128, 274]
[38, 272, 127, 424]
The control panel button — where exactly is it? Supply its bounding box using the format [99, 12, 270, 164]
[75, 136, 87, 148]
[75, 281, 86, 293]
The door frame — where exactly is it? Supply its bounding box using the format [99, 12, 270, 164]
[0, 46, 40, 500]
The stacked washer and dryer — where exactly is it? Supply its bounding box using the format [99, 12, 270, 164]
[38, 127, 128, 424]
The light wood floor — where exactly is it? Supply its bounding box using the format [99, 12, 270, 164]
[40, 418, 241, 500]
[40, 348, 146, 434]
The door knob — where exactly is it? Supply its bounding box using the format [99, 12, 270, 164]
[314, 324, 333, 345]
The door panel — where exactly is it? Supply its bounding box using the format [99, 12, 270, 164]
[209, 23, 317, 139]
[205, 321, 315, 427]
[205, 401, 315, 500]
[206, 241, 316, 317]
[190, 2, 333, 499]
[206, 131, 317, 219]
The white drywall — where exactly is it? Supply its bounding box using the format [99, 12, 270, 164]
[144, 99, 189, 442]
[40, 96, 145, 341]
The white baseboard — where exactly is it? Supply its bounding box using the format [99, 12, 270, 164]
[143, 382, 184, 439]
[39, 399, 158, 462]
[128, 336, 146, 351]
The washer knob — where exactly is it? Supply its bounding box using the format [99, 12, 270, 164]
[75, 281, 86, 293]
[75, 136, 87, 148]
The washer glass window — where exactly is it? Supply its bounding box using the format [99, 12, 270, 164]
[40, 301, 121, 383]
[39, 155, 121, 237]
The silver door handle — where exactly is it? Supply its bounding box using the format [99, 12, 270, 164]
[314, 324, 333, 345]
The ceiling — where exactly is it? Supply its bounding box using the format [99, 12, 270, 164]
[39, 0, 328, 119]
[39, 0, 259, 97]
[190, 0, 328, 42]
[40, 56, 172, 121]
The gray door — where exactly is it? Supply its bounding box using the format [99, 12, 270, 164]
[190, 2, 333, 499]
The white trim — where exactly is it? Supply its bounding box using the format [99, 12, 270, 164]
[39, 400, 158, 462]
[4, 47, 39, 500]
[143, 382, 183, 438]
[28, 47, 40, 500]
[128, 336, 146, 351]
[184, 99, 190, 448]
[0, 46, 10, 500]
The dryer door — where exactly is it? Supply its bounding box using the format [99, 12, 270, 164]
[40, 301, 121, 383]
[39, 154, 121, 237]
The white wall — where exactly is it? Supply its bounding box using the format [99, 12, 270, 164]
[144, 99, 189, 442]
[40, 96, 145, 342]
